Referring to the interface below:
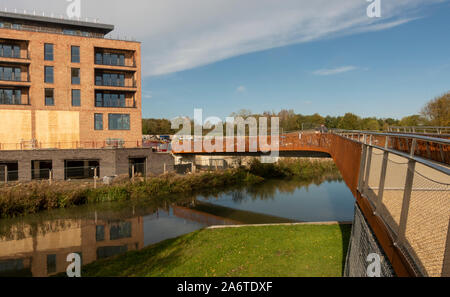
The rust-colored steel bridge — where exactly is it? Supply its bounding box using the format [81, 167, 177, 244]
[173, 130, 450, 277]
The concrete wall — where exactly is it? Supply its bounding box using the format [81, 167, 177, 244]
[344, 204, 395, 277]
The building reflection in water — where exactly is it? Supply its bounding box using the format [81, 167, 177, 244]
[0, 217, 144, 277]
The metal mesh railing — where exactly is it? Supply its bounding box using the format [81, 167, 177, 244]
[357, 137, 450, 277]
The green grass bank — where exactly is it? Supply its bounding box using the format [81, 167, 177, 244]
[81, 224, 352, 277]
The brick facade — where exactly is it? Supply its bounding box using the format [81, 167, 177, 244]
[0, 148, 174, 181]
[0, 12, 142, 150]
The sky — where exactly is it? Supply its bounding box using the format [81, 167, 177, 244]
[4, 0, 450, 120]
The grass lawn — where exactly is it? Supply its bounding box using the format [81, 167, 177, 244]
[82, 224, 352, 277]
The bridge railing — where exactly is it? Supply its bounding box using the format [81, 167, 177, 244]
[388, 126, 450, 135]
[334, 130, 450, 165]
[336, 130, 450, 277]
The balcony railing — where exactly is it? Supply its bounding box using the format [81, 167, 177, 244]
[95, 79, 137, 88]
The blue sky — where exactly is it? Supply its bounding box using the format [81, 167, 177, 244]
[143, 1, 450, 120]
[7, 0, 450, 120]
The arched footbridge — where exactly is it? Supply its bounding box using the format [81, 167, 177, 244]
[173, 130, 450, 277]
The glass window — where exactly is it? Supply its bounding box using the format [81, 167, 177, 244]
[4, 90, 13, 104]
[3, 45, 12, 58]
[103, 53, 111, 65]
[46, 254, 56, 274]
[95, 75, 102, 86]
[119, 55, 125, 66]
[111, 94, 119, 107]
[111, 54, 118, 66]
[119, 74, 125, 87]
[44, 44, 53, 61]
[104, 93, 111, 107]
[111, 74, 118, 86]
[71, 46, 80, 63]
[110, 222, 132, 240]
[95, 52, 102, 64]
[108, 114, 130, 130]
[71, 68, 80, 84]
[14, 90, 21, 105]
[3, 68, 12, 80]
[44, 66, 54, 83]
[13, 45, 20, 58]
[72, 90, 81, 106]
[0, 67, 3, 80]
[120, 94, 126, 107]
[96, 225, 105, 241]
[94, 114, 103, 130]
[14, 68, 21, 81]
[63, 29, 75, 36]
[96, 93, 103, 107]
[103, 73, 110, 86]
[45, 89, 54, 106]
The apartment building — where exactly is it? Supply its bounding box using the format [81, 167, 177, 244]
[0, 11, 142, 150]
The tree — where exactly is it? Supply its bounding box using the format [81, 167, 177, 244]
[338, 113, 361, 130]
[399, 115, 428, 127]
[361, 118, 381, 131]
[421, 92, 450, 126]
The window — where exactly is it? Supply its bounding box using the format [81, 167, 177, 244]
[95, 92, 127, 107]
[3, 67, 12, 80]
[94, 114, 103, 130]
[0, 67, 22, 81]
[95, 75, 102, 86]
[111, 54, 118, 66]
[46, 254, 56, 274]
[13, 45, 20, 58]
[14, 89, 21, 104]
[44, 66, 54, 83]
[44, 44, 53, 61]
[95, 52, 127, 66]
[2, 45, 12, 58]
[110, 222, 132, 240]
[108, 114, 130, 130]
[96, 225, 105, 241]
[71, 46, 80, 63]
[71, 68, 80, 84]
[103, 53, 111, 65]
[45, 89, 54, 106]
[14, 68, 21, 81]
[95, 52, 102, 64]
[72, 90, 81, 106]
[0, 89, 21, 105]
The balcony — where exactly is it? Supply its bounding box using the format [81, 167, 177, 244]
[94, 51, 137, 71]
[94, 78, 137, 90]
[0, 44, 30, 64]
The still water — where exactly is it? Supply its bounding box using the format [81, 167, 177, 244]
[0, 177, 355, 276]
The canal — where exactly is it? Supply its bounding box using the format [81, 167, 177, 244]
[0, 176, 354, 276]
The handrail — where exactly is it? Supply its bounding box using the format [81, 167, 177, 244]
[333, 130, 450, 145]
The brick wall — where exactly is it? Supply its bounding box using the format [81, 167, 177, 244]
[0, 148, 174, 181]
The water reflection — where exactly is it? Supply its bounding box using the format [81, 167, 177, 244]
[0, 175, 354, 277]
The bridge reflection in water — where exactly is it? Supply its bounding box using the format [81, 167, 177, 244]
[174, 130, 450, 277]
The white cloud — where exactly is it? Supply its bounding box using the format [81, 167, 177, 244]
[142, 91, 153, 99]
[236, 86, 246, 93]
[313, 66, 359, 76]
[4, 0, 444, 76]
